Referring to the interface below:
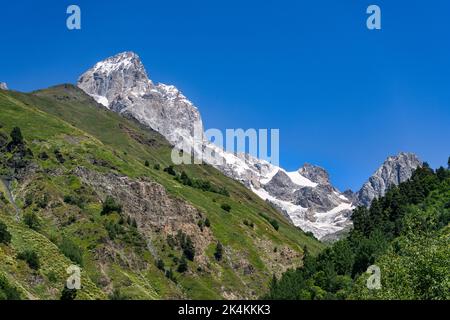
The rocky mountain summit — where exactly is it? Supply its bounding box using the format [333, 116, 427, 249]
[78, 52, 203, 146]
[357, 152, 422, 207]
[77, 52, 421, 240]
[0, 82, 8, 90]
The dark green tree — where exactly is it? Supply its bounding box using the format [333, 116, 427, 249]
[17, 250, 40, 270]
[182, 236, 195, 261]
[156, 259, 165, 271]
[10, 127, 24, 145]
[214, 242, 223, 261]
[60, 285, 77, 300]
[101, 196, 122, 215]
[0, 275, 21, 300]
[221, 203, 231, 212]
[23, 212, 40, 231]
[177, 255, 188, 273]
[164, 165, 176, 176]
[0, 221, 12, 245]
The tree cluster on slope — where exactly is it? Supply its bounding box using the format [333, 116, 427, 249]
[265, 161, 450, 300]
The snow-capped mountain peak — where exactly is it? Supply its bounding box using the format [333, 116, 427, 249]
[78, 52, 203, 146]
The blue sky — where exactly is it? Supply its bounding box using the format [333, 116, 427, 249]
[1, 0, 449, 191]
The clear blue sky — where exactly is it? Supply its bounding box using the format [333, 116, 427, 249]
[1, 0, 449, 191]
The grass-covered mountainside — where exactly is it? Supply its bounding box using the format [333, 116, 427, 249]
[0, 84, 323, 300]
[265, 162, 450, 299]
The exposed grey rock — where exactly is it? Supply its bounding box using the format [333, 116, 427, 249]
[0, 82, 8, 90]
[293, 184, 343, 212]
[77, 52, 203, 146]
[357, 152, 422, 207]
[73, 166, 214, 265]
[263, 170, 299, 201]
[343, 189, 358, 204]
[299, 163, 330, 185]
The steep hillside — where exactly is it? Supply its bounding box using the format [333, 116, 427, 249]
[0, 85, 322, 300]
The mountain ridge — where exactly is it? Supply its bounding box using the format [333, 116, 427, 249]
[76, 51, 422, 240]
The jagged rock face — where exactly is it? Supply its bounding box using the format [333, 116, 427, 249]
[299, 163, 330, 185]
[263, 170, 299, 201]
[77, 52, 203, 146]
[73, 166, 214, 266]
[343, 189, 358, 204]
[293, 185, 343, 212]
[357, 152, 422, 207]
[0, 82, 8, 90]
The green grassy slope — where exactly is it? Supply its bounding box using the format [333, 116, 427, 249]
[0, 85, 323, 300]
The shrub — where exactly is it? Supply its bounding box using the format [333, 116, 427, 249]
[24, 193, 33, 207]
[17, 250, 40, 270]
[0, 192, 7, 204]
[243, 220, 254, 228]
[177, 256, 188, 273]
[153, 163, 161, 170]
[109, 288, 130, 300]
[105, 220, 124, 240]
[204, 218, 211, 228]
[0, 275, 21, 300]
[36, 193, 49, 209]
[10, 127, 23, 146]
[23, 212, 40, 231]
[214, 242, 224, 261]
[59, 238, 84, 266]
[47, 271, 58, 283]
[221, 203, 231, 212]
[270, 219, 280, 231]
[167, 235, 176, 249]
[165, 269, 176, 283]
[60, 285, 77, 300]
[38, 151, 49, 160]
[163, 165, 177, 176]
[156, 259, 165, 271]
[0, 221, 12, 245]
[63, 195, 85, 209]
[54, 149, 65, 164]
[144, 160, 150, 167]
[305, 231, 316, 239]
[182, 236, 195, 261]
[101, 196, 122, 215]
[179, 171, 193, 186]
[259, 213, 279, 231]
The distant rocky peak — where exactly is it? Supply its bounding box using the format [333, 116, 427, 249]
[298, 163, 330, 185]
[77, 51, 153, 108]
[92, 51, 148, 77]
[0, 82, 8, 90]
[357, 152, 422, 207]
